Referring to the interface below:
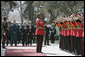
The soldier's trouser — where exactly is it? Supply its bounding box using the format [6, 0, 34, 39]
[36, 35, 43, 52]
[59, 34, 62, 48]
[2, 30, 8, 48]
[63, 36, 65, 49]
[67, 36, 71, 52]
[72, 36, 77, 53]
[62, 35, 65, 49]
[67, 36, 69, 51]
[70, 36, 73, 52]
[64, 36, 68, 50]
[82, 37, 84, 56]
[6, 39, 9, 45]
[80, 37, 84, 56]
[44, 34, 49, 45]
[6, 32, 10, 45]
[60, 34, 63, 49]
[76, 37, 82, 55]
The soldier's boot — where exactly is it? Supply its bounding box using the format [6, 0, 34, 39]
[6, 40, 9, 46]
[2, 43, 6, 49]
[15, 43, 17, 46]
[22, 43, 24, 46]
[15, 42, 17, 46]
[10, 44, 13, 46]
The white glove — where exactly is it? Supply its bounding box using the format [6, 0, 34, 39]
[28, 33, 29, 35]
[3, 33, 6, 36]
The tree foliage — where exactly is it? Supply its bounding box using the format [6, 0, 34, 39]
[1, 1, 84, 24]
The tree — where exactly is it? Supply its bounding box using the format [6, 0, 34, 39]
[23, 1, 34, 23]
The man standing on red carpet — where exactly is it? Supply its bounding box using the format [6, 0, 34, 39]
[35, 13, 45, 53]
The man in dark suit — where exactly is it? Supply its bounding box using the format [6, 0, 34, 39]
[28, 21, 35, 45]
[21, 21, 29, 46]
[33, 25, 36, 43]
[50, 22, 56, 43]
[44, 23, 50, 45]
[10, 20, 19, 46]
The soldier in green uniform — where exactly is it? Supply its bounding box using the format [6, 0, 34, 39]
[2, 17, 9, 48]
[6, 21, 11, 46]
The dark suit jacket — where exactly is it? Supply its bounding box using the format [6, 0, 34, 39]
[21, 25, 29, 36]
[10, 24, 19, 42]
[28, 24, 35, 35]
[45, 26, 50, 36]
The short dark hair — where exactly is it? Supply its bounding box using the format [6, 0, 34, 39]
[37, 12, 43, 19]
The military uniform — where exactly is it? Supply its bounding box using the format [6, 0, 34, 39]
[63, 21, 68, 50]
[59, 22, 64, 49]
[2, 21, 9, 48]
[35, 18, 45, 53]
[76, 20, 83, 55]
[81, 21, 84, 56]
[72, 21, 77, 53]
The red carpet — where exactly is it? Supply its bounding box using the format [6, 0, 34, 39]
[5, 49, 46, 56]
[1, 45, 46, 47]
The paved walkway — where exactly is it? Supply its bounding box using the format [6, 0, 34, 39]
[1, 42, 76, 56]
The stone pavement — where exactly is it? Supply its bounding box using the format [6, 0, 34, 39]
[1, 42, 76, 56]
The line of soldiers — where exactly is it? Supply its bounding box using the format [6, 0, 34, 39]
[56, 13, 84, 56]
[1, 17, 36, 48]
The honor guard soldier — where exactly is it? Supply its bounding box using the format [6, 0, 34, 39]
[59, 18, 65, 50]
[35, 13, 45, 53]
[63, 17, 68, 51]
[2, 17, 9, 48]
